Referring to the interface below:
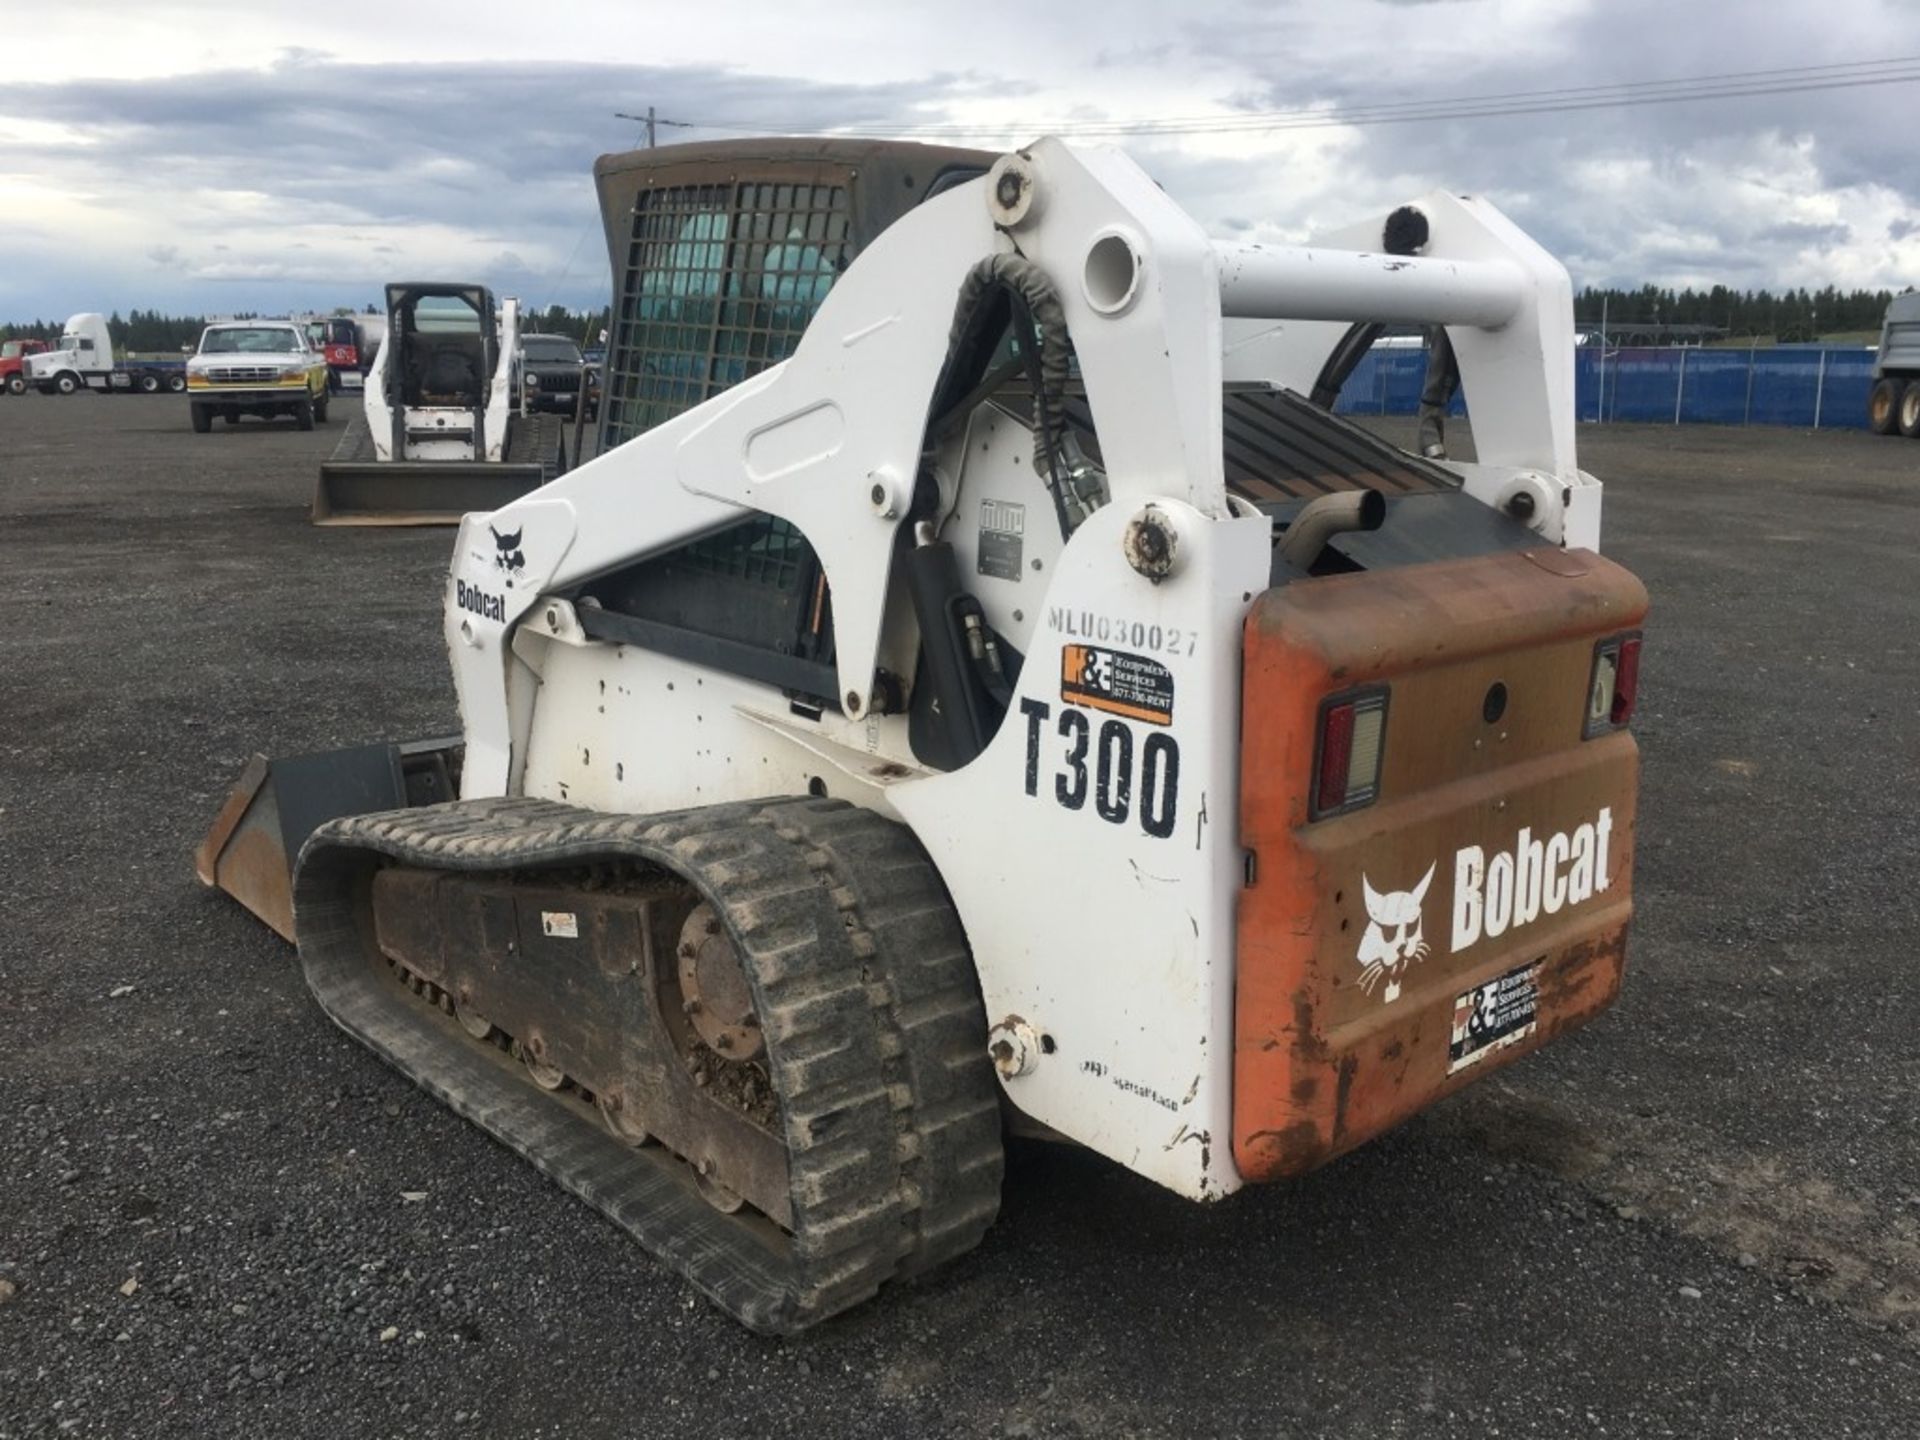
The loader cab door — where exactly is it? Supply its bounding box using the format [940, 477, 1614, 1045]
[384, 284, 494, 462]
[599, 156, 986, 449]
[580, 147, 987, 708]
[388, 285, 493, 410]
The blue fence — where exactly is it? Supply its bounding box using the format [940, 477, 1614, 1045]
[1333, 346, 1879, 430]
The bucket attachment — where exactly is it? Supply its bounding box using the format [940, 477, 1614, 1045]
[195, 738, 463, 940]
[311, 462, 548, 527]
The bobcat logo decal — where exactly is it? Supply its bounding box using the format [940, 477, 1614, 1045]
[491, 525, 526, 580]
[1356, 864, 1435, 1003]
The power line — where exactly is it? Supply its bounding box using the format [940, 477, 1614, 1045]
[665, 56, 1920, 138]
[544, 111, 658, 300]
[887, 62, 1920, 137]
[655, 56, 1920, 142]
[957, 55, 1920, 134]
[1067, 71, 1920, 138]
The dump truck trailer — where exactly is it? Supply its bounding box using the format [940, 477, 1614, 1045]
[1867, 291, 1920, 436]
[201, 135, 1646, 1333]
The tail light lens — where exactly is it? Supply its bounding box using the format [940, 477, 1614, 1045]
[1313, 688, 1388, 818]
[1585, 633, 1642, 736]
[1611, 636, 1641, 725]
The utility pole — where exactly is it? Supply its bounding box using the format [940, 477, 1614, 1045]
[614, 108, 658, 148]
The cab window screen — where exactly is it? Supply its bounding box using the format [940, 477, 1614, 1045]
[604, 180, 850, 447]
[589, 175, 853, 700]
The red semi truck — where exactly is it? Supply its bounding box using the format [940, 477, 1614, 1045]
[1, 337, 50, 395]
[301, 314, 385, 393]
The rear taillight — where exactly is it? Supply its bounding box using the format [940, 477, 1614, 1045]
[1611, 636, 1641, 725]
[1313, 688, 1387, 818]
[1586, 633, 1642, 736]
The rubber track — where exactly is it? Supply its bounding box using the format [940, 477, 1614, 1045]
[327, 412, 377, 464]
[505, 412, 567, 482]
[293, 795, 1003, 1333]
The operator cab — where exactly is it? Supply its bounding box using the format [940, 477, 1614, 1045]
[387, 283, 497, 409]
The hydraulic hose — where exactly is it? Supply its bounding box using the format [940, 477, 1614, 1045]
[931, 254, 1077, 539]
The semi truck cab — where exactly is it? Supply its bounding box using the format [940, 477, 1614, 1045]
[26, 313, 186, 395]
[27, 314, 113, 393]
[1, 337, 50, 395]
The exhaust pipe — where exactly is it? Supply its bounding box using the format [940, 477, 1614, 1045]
[1277, 489, 1388, 571]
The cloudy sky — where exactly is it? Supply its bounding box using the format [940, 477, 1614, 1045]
[3, 0, 1918, 322]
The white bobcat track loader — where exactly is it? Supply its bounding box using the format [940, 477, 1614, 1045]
[199, 136, 1647, 1333]
[313, 283, 568, 526]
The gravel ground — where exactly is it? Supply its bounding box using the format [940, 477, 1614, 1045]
[1, 396, 1916, 1438]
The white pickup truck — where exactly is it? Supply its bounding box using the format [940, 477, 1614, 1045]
[186, 320, 333, 432]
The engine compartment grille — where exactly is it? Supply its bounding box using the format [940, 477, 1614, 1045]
[991, 383, 1461, 504]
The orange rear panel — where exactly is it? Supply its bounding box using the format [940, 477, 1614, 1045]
[1234, 547, 1649, 1182]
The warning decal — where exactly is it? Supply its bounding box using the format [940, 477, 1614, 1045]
[977, 499, 1025, 581]
[1060, 644, 1175, 726]
[1447, 960, 1542, 1074]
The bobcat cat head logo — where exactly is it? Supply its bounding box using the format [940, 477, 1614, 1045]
[491, 525, 525, 578]
[1356, 863, 1435, 1003]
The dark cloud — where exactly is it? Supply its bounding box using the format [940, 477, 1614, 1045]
[0, 57, 991, 314]
[1759, 220, 1853, 246]
[5, 8, 1920, 318]
[1177, 0, 1920, 289]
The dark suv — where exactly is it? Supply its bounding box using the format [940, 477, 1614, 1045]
[518, 333, 595, 419]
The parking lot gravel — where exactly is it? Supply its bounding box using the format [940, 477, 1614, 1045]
[1, 396, 1916, 1437]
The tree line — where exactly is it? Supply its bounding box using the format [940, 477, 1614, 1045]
[4, 290, 1903, 350]
[1, 304, 612, 352]
[1, 309, 233, 353]
[1575, 285, 1906, 342]
[526, 304, 611, 344]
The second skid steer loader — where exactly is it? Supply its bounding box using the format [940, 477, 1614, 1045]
[200, 136, 1647, 1333]
[312, 283, 568, 525]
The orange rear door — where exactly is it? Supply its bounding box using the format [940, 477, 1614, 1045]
[1235, 546, 1648, 1182]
